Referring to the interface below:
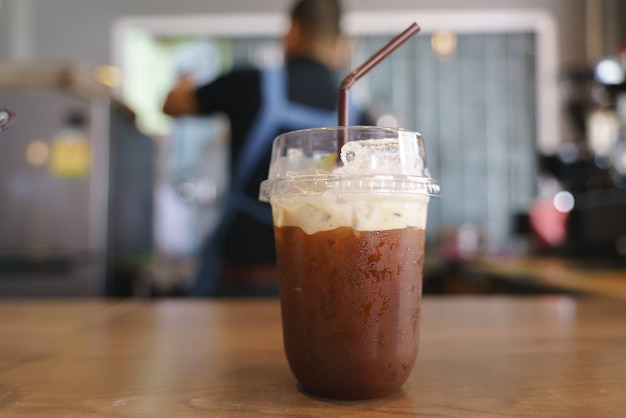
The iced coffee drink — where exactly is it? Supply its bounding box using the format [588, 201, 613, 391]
[260, 126, 439, 400]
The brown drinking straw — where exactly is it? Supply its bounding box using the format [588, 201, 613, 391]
[337, 22, 421, 147]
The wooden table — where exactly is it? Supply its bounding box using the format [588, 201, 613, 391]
[464, 255, 626, 301]
[0, 297, 625, 417]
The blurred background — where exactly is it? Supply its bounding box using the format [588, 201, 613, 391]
[1, 0, 626, 298]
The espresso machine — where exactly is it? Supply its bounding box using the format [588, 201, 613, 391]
[554, 63, 626, 260]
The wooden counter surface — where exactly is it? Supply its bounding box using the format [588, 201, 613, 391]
[0, 297, 625, 417]
[465, 255, 626, 301]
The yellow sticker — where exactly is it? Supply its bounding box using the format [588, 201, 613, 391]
[49, 132, 91, 178]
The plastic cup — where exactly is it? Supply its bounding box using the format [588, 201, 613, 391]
[259, 126, 440, 400]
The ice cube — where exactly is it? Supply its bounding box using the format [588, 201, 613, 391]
[269, 148, 325, 179]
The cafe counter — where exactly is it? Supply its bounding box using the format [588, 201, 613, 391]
[0, 297, 625, 417]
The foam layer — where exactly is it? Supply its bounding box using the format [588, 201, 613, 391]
[270, 193, 429, 234]
[264, 136, 436, 234]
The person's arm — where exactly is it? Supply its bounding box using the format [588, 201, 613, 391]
[162, 74, 200, 116]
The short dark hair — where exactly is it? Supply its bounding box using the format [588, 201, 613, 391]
[290, 0, 342, 42]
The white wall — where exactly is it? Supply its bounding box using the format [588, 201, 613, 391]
[0, 0, 587, 71]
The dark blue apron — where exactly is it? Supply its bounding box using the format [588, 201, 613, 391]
[188, 65, 342, 296]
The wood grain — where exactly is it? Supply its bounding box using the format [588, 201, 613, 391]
[467, 255, 626, 301]
[0, 297, 625, 417]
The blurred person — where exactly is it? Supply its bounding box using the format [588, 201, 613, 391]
[163, 0, 371, 296]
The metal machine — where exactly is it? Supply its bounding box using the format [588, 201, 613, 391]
[0, 62, 154, 297]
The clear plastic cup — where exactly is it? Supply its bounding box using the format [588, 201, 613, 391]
[259, 126, 440, 400]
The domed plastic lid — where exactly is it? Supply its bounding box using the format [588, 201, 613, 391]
[259, 126, 440, 202]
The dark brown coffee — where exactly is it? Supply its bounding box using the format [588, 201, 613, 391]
[274, 225, 425, 400]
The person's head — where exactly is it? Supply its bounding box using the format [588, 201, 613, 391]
[284, 0, 347, 69]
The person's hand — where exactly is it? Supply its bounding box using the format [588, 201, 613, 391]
[163, 73, 200, 116]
